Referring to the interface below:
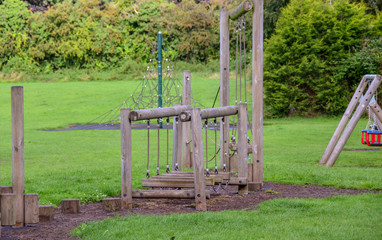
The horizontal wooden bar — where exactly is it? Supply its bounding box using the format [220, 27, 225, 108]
[229, 0, 252, 20]
[133, 189, 210, 199]
[229, 177, 248, 185]
[142, 178, 214, 188]
[0, 186, 13, 194]
[130, 105, 193, 121]
[180, 105, 239, 122]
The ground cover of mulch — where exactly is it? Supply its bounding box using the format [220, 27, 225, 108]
[1, 182, 379, 240]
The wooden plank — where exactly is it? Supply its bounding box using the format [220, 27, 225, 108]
[39, 205, 54, 222]
[24, 193, 39, 224]
[61, 199, 80, 214]
[238, 103, 249, 194]
[11, 86, 24, 227]
[326, 75, 381, 166]
[220, 8, 230, 172]
[121, 108, 133, 209]
[229, 177, 248, 185]
[142, 178, 214, 187]
[1, 193, 16, 226]
[133, 190, 210, 199]
[191, 108, 207, 211]
[319, 77, 368, 165]
[130, 105, 192, 121]
[0, 186, 12, 194]
[182, 71, 192, 169]
[229, 0, 253, 20]
[251, 0, 264, 188]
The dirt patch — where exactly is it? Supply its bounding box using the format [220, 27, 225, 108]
[1, 182, 378, 240]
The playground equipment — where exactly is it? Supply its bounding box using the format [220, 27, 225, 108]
[320, 74, 382, 167]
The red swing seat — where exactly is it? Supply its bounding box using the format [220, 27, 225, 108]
[362, 130, 382, 147]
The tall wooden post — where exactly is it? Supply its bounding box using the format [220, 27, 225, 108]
[172, 104, 182, 171]
[220, 8, 230, 171]
[250, 0, 264, 190]
[238, 103, 248, 194]
[191, 108, 207, 211]
[121, 108, 133, 209]
[319, 77, 368, 165]
[12, 86, 24, 227]
[182, 71, 192, 168]
[326, 75, 381, 167]
[369, 101, 382, 129]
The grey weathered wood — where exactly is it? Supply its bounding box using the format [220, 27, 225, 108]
[251, 0, 264, 187]
[121, 108, 133, 209]
[220, 8, 230, 172]
[229, 177, 248, 185]
[130, 105, 192, 121]
[238, 103, 249, 194]
[180, 105, 239, 122]
[0, 186, 12, 194]
[61, 199, 80, 214]
[142, 177, 214, 188]
[191, 108, 207, 211]
[319, 76, 368, 165]
[182, 71, 192, 169]
[229, 0, 252, 20]
[11, 86, 24, 227]
[24, 193, 39, 224]
[133, 189, 210, 199]
[369, 101, 382, 128]
[1, 193, 16, 226]
[102, 198, 121, 212]
[39, 205, 54, 222]
[172, 103, 183, 171]
[326, 75, 382, 167]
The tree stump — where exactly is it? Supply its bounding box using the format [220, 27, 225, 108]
[102, 198, 121, 212]
[1, 193, 16, 226]
[61, 199, 80, 214]
[24, 193, 39, 224]
[39, 205, 54, 222]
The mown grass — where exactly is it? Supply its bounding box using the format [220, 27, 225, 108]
[72, 194, 382, 240]
[0, 74, 381, 206]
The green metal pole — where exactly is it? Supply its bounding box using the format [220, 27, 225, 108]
[158, 31, 163, 128]
[158, 31, 163, 109]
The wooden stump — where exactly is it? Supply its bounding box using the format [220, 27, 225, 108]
[39, 205, 54, 222]
[24, 193, 39, 224]
[61, 199, 80, 214]
[1, 193, 16, 226]
[102, 198, 121, 212]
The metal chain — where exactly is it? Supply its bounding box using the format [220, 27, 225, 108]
[146, 120, 150, 179]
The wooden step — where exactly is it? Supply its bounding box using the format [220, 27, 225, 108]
[142, 177, 214, 188]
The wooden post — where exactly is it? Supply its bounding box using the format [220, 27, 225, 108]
[1, 193, 16, 226]
[319, 77, 368, 165]
[191, 108, 207, 211]
[61, 199, 80, 213]
[11, 86, 24, 227]
[39, 205, 54, 222]
[326, 75, 381, 167]
[229, 0, 252, 20]
[24, 193, 39, 224]
[220, 8, 230, 172]
[121, 108, 133, 209]
[102, 198, 121, 212]
[369, 101, 382, 128]
[250, 0, 264, 189]
[237, 103, 248, 194]
[182, 71, 192, 169]
[172, 104, 183, 171]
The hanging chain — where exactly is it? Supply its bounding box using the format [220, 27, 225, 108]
[174, 117, 179, 171]
[214, 118, 218, 174]
[146, 120, 150, 179]
[157, 118, 161, 176]
[205, 119, 210, 177]
[166, 117, 170, 173]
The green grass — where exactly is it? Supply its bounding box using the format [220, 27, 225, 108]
[0, 76, 381, 206]
[72, 194, 382, 240]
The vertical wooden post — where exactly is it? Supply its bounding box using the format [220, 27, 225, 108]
[326, 75, 381, 167]
[182, 71, 192, 169]
[24, 193, 39, 224]
[369, 101, 382, 128]
[1, 193, 16, 226]
[191, 108, 207, 211]
[237, 103, 248, 194]
[11, 86, 24, 227]
[172, 104, 183, 171]
[250, 0, 264, 189]
[319, 77, 368, 165]
[121, 108, 133, 209]
[220, 8, 230, 171]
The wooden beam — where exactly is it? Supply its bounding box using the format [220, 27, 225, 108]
[1, 193, 16, 226]
[191, 108, 207, 211]
[102, 198, 121, 212]
[319, 77, 368, 165]
[142, 178, 214, 188]
[251, 0, 264, 187]
[24, 193, 39, 224]
[39, 205, 54, 222]
[238, 103, 249, 194]
[180, 105, 239, 122]
[326, 75, 382, 166]
[130, 105, 192, 121]
[133, 189, 210, 199]
[220, 8, 230, 172]
[229, 0, 252, 20]
[11, 86, 24, 227]
[172, 104, 183, 171]
[121, 108, 133, 209]
[229, 177, 248, 185]
[369, 100, 382, 128]
[0, 186, 12, 193]
[182, 71, 192, 169]
[61, 199, 80, 214]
